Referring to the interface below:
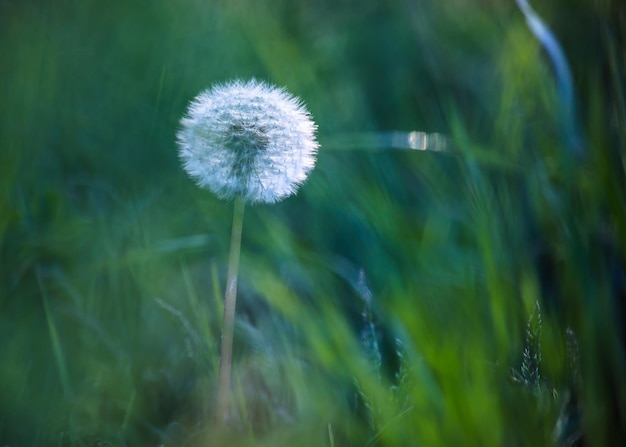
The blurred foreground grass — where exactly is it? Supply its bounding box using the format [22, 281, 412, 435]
[1, 0, 626, 445]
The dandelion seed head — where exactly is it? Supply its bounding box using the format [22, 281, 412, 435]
[177, 79, 319, 204]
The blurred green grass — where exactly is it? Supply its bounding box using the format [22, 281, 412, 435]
[1, 0, 626, 445]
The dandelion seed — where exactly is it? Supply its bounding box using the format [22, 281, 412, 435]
[177, 79, 319, 204]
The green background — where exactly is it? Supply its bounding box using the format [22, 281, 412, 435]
[1, 0, 625, 445]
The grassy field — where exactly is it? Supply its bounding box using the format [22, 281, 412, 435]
[1, 0, 625, 445]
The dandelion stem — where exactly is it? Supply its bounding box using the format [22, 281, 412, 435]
[215, 196, 246, 424]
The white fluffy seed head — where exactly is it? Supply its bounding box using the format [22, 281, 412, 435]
[177, 79, 319, 204]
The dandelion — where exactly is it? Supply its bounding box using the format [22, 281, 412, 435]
[177, 78, 319, 204]
[177, 79, 318, 424]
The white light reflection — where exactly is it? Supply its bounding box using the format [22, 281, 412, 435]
[325, 131, 450, 151]
[405, 131, 447, 152]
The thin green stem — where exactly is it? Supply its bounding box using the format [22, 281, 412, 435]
[36, 267, 70, 398]
[215, 197, 246, 424]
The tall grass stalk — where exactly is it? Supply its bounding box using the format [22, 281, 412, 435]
[36, 268, 70, 398]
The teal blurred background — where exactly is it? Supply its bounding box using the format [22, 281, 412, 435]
[1, 0, 625, 445]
